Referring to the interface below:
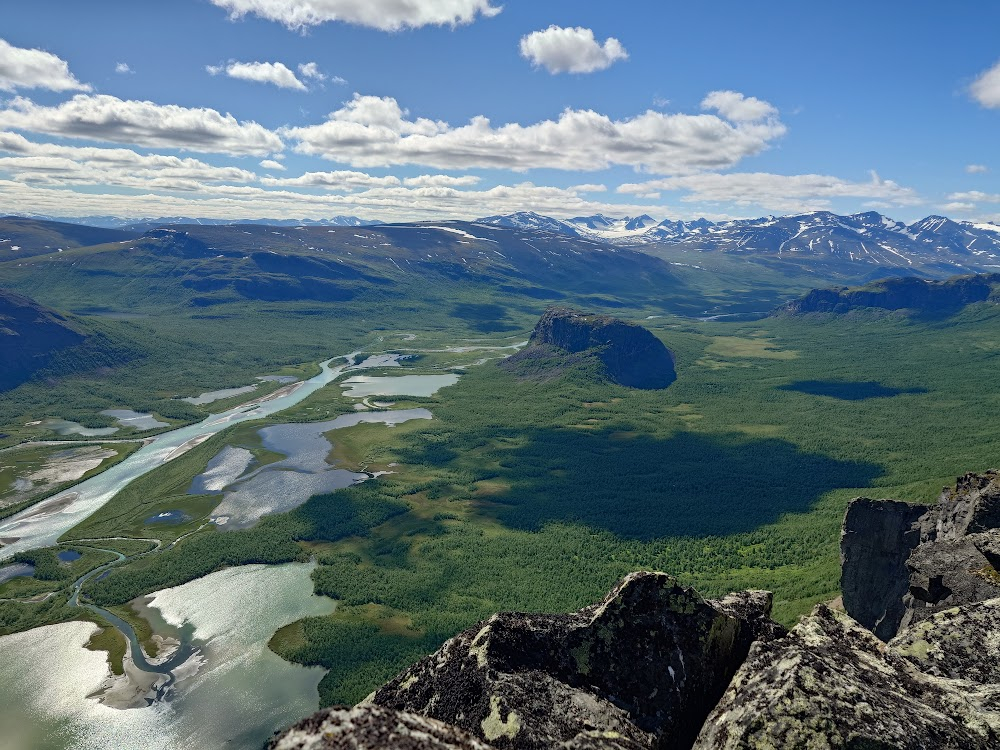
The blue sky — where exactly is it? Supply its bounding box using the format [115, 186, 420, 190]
[1, 0, 999, 223]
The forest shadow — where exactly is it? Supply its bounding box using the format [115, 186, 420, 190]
[779, 380, 927, 401]
[473, 429, 883, 540]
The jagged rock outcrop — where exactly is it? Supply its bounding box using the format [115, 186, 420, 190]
[691, 604, 999, 749]
[841, 471, 1000, 640]
[272, 471, 1000, 750]
[501, 308, 675, 389]
[370, 572, 781, 750]
[780, 272, 1000, 316]
[266, 705, 496, 750]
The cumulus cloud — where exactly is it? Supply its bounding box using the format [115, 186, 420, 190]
[0, 175, 682, 225]
[260, 158, 286, 170]
[519, 26, 627, 74]
[948, 190, 1000, 203]
[209, 61, 307, 90]
[115, 62, 133, 75]
[261, 169, 401, 189]
[700, 90, 777, 122]
[617, 171, 920, 213]
[966, 163, 989, 174]
[0, 94, 283, 156]
[402, 174, 480, 187]
[285, 91, 786, 173]
[0, 38, 90, 92]
[298, 62, 324, 81]
[209, 0, 501, 31]
[971, 60, 1000, 108]
[0, 131, 257, 190]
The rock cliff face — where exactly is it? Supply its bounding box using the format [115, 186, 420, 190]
[841, 471, 1000, 640]
[502, 308, 676, 389]
[780, 272, 1000, 316]
[0, 288, 85, 390]
[270, 471, 1000, 750]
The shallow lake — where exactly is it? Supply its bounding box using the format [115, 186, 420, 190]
[194, 409, 432, 529]
[0, 562, 334, 750]
[340, 374, 460, 398]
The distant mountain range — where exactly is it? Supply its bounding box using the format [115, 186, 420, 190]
[474, 210, 1000, 276]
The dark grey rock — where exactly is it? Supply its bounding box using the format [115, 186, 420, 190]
[371, 572, 783, 749]
[692, 604, 999, 749]
[841, 472, 1000, 640]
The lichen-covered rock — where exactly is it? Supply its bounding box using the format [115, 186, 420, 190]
[841, 472, 1000, 640]
[891, 597, 1000, 685]
[265, 705, 496, 750]
[372, 572, 783, 750]
[692, 605, 999, 749]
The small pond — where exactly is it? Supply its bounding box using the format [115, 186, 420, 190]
[101, 409, 170, 431]
[144, 510, 191, 526]
[57, 550, 82, 563]
[0, 562, 34, 584]
[182, 385, 258, 405]
[39, 419, 118, 437]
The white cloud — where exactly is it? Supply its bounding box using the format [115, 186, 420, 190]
[966, 163, 989, 174]
[0, 38, 90, 92]
[617, 171, 920, 213]
[115, 62, 133, 75]
[298, 62, 324, 81]
[0, 176, 683, 225]
[700, 90, 777, 122]
[209, 61, 307, 91]
[261, 169, 400, 189]
[0, 131, 257, 190]
[209, 0, 501, 31]
[567, 183, 607, 193]
[971, 60, 1000, 108]
[260, 158, 287, 170]
[0, 94, 283, 156]
[948, 190, 1000, 203]
[940, 201, 976, 212]
[402, 174, 480, 187]
[285, 91, 785, 173]
[519, 26, 627, 74]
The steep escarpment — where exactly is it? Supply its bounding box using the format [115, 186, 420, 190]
[502, 308, 676, 389]
[270, 471, 1000, 750]
[841, 470, 1000, 640]
[780, 272, 1000, 315]
[0, 288, 86, 390]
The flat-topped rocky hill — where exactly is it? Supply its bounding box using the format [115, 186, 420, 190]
[501, 308, 676, 389]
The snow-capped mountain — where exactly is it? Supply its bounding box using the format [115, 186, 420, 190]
[474, 211, 578, 235]
[475, 210, 1000, 275]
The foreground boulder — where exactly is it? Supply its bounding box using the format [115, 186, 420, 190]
[692, 604, 999, 749]
[501, 308, 676, 389]
[841, 470, 1000, 640]
[370, 572, 780, 750]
